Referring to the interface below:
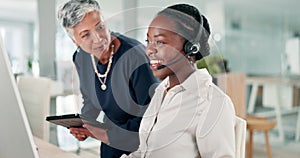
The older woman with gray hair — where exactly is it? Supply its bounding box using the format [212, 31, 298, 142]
[57, 0, 158, 157]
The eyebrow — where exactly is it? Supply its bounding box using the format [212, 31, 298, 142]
[147, 33, 166, 38]
[79, 30, 89, 37]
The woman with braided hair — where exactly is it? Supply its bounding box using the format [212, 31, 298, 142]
[121, 4, 236, 158]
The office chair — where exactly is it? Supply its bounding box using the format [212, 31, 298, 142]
[17, 75, 52, 142]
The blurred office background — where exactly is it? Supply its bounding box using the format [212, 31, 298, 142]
[0, 0, 300, 157]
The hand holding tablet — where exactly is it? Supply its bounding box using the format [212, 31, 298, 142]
[46, 113, 108, 129]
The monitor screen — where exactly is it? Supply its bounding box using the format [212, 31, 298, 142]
[0, 33, 39, 157]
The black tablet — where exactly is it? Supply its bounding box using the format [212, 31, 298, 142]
[46, 113, 108, 129]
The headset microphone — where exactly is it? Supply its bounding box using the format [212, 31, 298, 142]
[156, 44, 199, 70]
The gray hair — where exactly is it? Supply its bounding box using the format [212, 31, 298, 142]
[57, 0, 101, 37]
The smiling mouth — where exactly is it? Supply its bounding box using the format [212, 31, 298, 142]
[150, 59, 163, 69]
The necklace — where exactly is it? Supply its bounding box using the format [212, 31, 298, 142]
[91, 45, 114, 90]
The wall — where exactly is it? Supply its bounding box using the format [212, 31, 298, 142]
[224, 17, 284, 76]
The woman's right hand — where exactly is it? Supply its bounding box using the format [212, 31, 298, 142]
[69, 127, 91, 141]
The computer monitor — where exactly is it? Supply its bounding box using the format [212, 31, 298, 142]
[0, 33, 39, 157]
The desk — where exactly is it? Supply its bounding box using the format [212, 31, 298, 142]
[246, 76, 300, 142]
[34, 136, 80, 158]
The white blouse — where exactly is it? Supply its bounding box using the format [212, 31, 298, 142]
[122, 69, 236, 158]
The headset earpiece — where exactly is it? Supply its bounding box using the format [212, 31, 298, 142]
[184, 41, 200, 56]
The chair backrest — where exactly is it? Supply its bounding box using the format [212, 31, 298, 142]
[235, 116, 247, 158]
[17, 75, 52, 141]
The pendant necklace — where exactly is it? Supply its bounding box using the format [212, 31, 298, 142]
[91, 44, 114, 90]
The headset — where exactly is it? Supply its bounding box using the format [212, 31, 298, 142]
[157, 14, 203, 70]
[183, 39, 201, 56]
